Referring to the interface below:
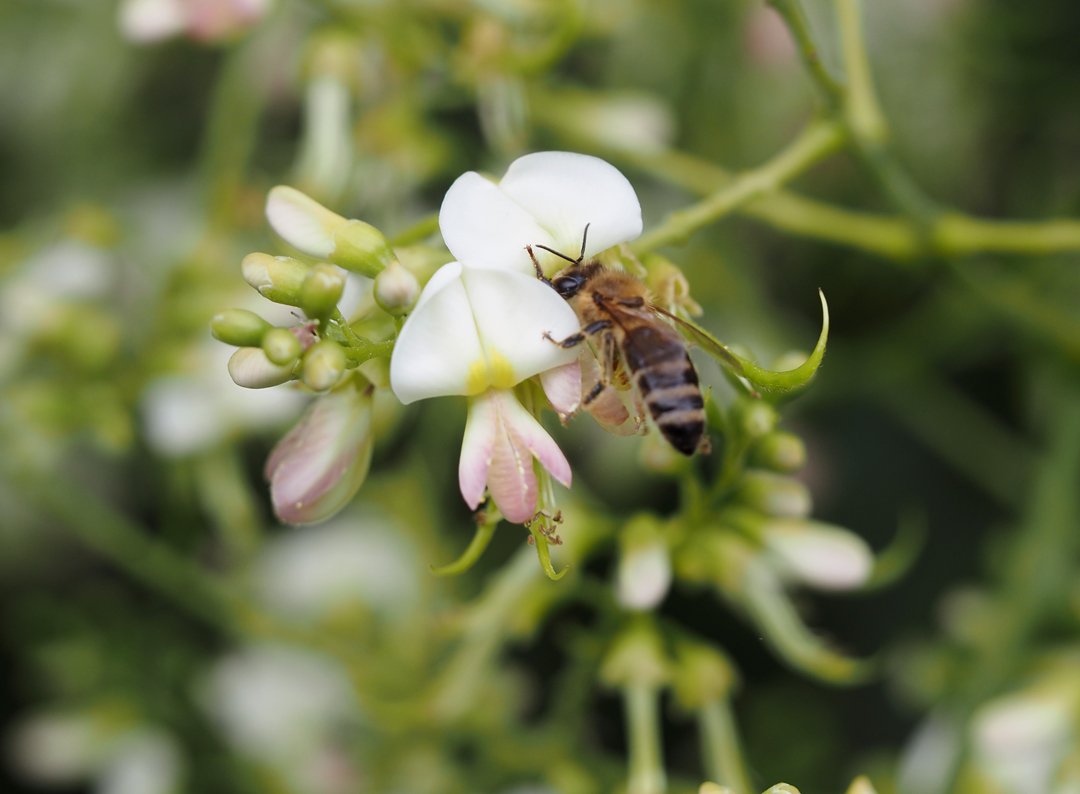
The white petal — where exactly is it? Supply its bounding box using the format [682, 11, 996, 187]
[119, 0, 187, 42]
[496, 390, 571, 488]
[616, 542, 672, 611]
[459, 393, 498, 510]
[389, 263, 486, 404]
[762, 520, 873, 591]
[540, 361, 582, 420]
[439, 172, 556, 274]
[265, 186, 346, 259]
[499, 151, 643, 258]
[462, 267, 581, 385]
[389, 264, 581, 403]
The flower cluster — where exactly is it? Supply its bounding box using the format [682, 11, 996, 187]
[216, 151, 644, 529]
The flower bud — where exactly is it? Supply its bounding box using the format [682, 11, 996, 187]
[672, 640, 738, 710]
[373, 260, 420, 315]
[731, 398, 776, 440]
[265, 185, 346, 259]
[761, 519, 873, 591]
[616, 515, 672, 611]
[227, 348, 295, 389]
[241, 252, 309, 306]
[331, 220, 396, 277]
[302, 339, 347, 391]
[750, 431, 807, 473]
[736, 470, 812, 518]
[299, 263, 345, 319]
[210, 308, 271, 347]
[265, 186, 394, 278]
[599, 620, 670, 689]
[265, 379, 374, 524]
[262, 328, 303, 366]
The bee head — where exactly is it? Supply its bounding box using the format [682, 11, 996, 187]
[552, 271, 587, 299]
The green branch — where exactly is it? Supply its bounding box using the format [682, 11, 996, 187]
[633, 120, 845, 254]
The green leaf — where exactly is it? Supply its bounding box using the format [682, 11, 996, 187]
[671, 290, 830, 400]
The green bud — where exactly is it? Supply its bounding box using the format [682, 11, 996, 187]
[262, 327, 303, 366]
[731, 399, 776, 440]
[671, 639, 739, 710]
[331, 220, 396, 277]
[750, 431, 807, 473]
[599, 620, 671, 689]
[210, 308, 271, 347]
[242, 253, 310, 306]
[736, 470, 812, 518]
[300, 263, 345, 319]
[302, 339, 347, 391]
[373, 259, 419, 315]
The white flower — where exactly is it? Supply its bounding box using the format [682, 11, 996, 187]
[389, 263, 578, 522]
[389, 152, 644, 522]
[616, 540, 672, 611]
[439, 151, 643, 275]
[119, 0, 269, 44]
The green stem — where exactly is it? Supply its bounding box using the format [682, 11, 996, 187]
[766, 0, 845, 109]
[200, 39, 268, 231]
[430, 515, 499, 576]
[834, 0, 885, 144]
[699, 699, 754, 794]
[11, 468, 237, 631]
[195, 446, 263, 562]
[633, 120, 845, 254]
[391, 212, 440, 247]
[430, 547, 543, 721]
[625, 684, 666, 794]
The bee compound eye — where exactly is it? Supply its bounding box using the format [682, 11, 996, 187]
[553, 274, 584, 298]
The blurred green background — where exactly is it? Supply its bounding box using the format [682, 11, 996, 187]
[2, 1, 1079, 793]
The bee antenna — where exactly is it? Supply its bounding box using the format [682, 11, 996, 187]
[578, 223, 590, 263]
[534, 223, 592, 268]
[534, 244, 581, 266]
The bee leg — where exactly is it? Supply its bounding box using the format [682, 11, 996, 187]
[543, 320, 612, 349]
[526, 245, 553, 286]
[583, 380, 606, 406]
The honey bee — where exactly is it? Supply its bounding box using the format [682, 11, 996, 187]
[528, 228, 710, 456]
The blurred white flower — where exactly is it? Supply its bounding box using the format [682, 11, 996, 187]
[255, 513, 420, 619]
[9, 712, 181, 794]
[119, 0, 269, 44]
[616, 539, 672, 611]
[201, 644, 361, 794]
[141, 338, 303, 457]
[971, 671, 1080, 794]
[761, 519, 873, 591]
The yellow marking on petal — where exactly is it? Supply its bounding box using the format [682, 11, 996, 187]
[466, 359, 490, 394]
[465, 352, 519, 394]
[488, 351, 518, 389]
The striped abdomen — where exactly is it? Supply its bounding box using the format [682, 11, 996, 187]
[622, 325, 705, 456]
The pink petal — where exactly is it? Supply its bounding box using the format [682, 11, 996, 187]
[458, 394, 498, 510]
[496, 390, 572, 488]
[485, 416, 539, 524]
[539, 362, 582, 421]
[265, 383, 373, 525]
